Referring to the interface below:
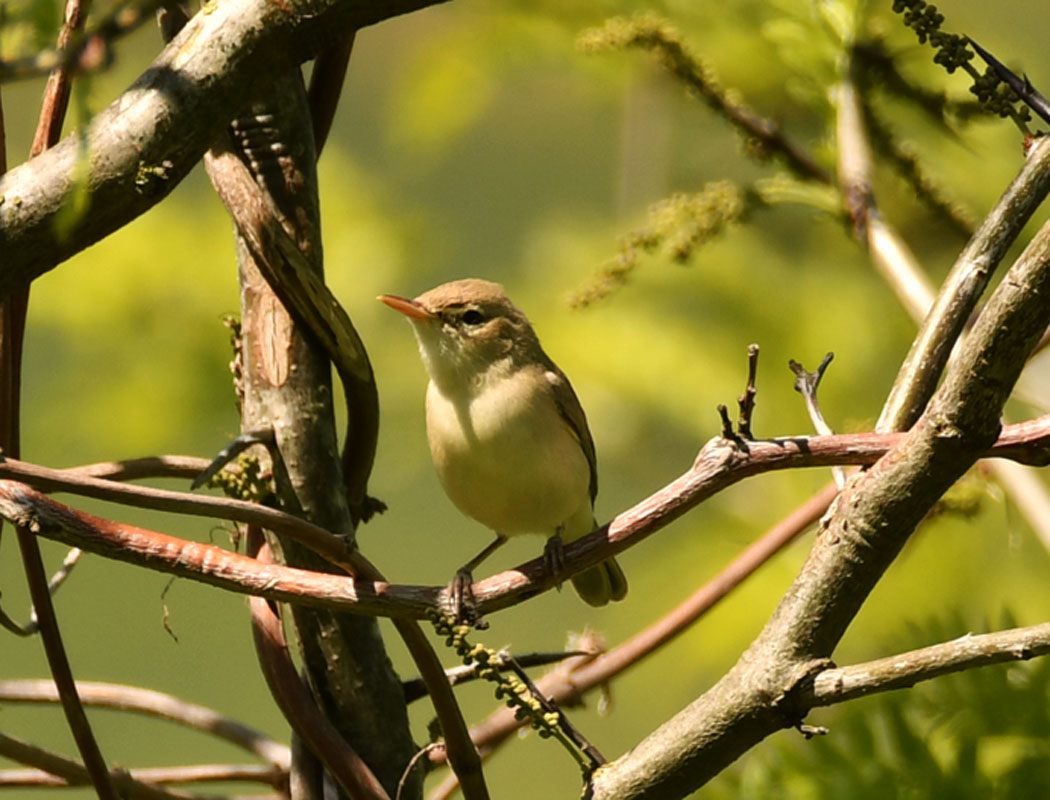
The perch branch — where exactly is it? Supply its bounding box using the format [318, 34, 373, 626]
[2, 414, 1050, 619]
[429, 482, 838, 783]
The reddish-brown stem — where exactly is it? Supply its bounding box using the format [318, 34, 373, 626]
[5, 1, 116, 796]
[13, 529, 117, 799]
[2, 416, 1049, 621]
[247, 528, 389, 800]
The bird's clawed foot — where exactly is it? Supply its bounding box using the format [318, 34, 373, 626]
[543, 531, 566, 591]
[447, 568, 487, 629]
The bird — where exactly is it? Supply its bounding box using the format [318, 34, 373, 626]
[379, 278, 627, 621]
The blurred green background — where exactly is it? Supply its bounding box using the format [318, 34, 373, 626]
[2, 0, 1050, 797]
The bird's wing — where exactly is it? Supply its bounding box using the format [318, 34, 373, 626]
[544, 365, 598, 504]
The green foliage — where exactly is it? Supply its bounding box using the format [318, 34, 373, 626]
[571, 180, 753, 307]
[891, 0, 1032, 128]
[0, 0, 60, 59]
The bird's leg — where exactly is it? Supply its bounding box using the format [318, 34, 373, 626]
[543, 527, 566, 591]
[450, 534, 508, 626]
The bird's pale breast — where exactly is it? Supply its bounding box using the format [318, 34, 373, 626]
[425, 367, 591, 536]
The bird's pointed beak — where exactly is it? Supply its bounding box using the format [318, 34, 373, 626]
[377, 294, 435, 321]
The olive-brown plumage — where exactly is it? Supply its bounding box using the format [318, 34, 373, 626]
[380, 279, 627, 617]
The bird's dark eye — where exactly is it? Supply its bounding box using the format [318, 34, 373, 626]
[461, 309, 485, 326]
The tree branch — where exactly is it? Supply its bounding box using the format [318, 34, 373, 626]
[0, 732, 191, 800]
[0, 0, 448, 296]
[0, 679, 290, 767]
[248, 533, 389, 800]
[809, 621, 1050, 705]
[589, 213, 1050, 797]
[878, 135, 1050, 430]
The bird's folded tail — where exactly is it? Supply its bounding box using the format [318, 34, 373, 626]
[561, 515, 627, 606]
[571, 555, 628, 606]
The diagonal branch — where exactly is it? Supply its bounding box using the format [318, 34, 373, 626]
[589, 213, 1050, 798]
[878, 135, 1050, 431]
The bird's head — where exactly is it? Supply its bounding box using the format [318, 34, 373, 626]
[379, 278, 542, 392]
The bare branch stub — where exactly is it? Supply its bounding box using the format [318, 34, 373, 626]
[716, 404, 742, 447]
[736, 343, 759, 440]
[790, 353, 843, 486]
[190, 428, 276, 491]
[716, 344, 760, 446]
[789, 352, 835, 435]
[0, 546, 83, 637]
[794, 722, 829, 740]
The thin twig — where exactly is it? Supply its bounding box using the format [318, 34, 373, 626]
[191, 429, 275, 490]
[0, 546, 83, 635]
[0, 679, 290, 766]
[506, 655, 606, 769]
[57, 455, 212, 481]
[12, 532, 118, 799]
[809, 621, 1050, 705]
[789, 354, 844, 488]
[402, 651, 591, 704]
[0, 763, 284, 788]
[30, 0, 92, 155]
[0, 732, 192, 800]
[968, 38, 1050, 126]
